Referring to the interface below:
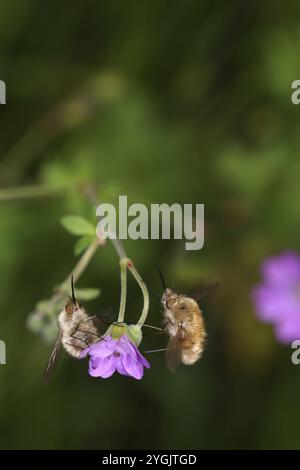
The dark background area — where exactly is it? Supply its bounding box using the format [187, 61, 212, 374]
[0, 0, 300, 449]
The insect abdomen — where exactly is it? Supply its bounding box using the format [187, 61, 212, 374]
[181, 315, 206, 365]
[181, 338, 204, 365]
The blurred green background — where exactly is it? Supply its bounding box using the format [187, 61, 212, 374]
[0, 0, 299, 450]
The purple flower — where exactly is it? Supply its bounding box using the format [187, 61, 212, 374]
[81, 334, 150, 380]
[252, 251, 300, 343]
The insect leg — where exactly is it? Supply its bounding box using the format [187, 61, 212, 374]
[139, 321, 170, 337]
[75, 316, 108, 339]
[65, 342, 85, 350]
[70, 334, 89, 346]
[142, 324, 164, 332]
[144, 348, 167, 354]
[81, 315, 114, 326]
[75, 329, 103, 339]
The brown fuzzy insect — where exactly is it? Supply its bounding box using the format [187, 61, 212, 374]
[155, 267, 218, 372]
[43, 277, 102, 383]
[161, 288, 206, 372]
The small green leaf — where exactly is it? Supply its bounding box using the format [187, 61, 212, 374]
[75, 288, 101, 301]
[61, 215, 95, 236]
[74, 235, 94, 256]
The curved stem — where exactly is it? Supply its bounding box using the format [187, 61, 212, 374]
[127, 260, 149, 327]
[117, 258, 128, 323]
[74, 188, 150, 327]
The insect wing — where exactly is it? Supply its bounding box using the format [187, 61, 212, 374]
[91, 315, 114, 335]
[165, 326, 184, 373]
[43, 331, 63, 384]
[191, 281, 220, 302]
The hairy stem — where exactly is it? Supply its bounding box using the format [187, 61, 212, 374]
[117, 258, 128, 323]
[126, 260, 150, 327]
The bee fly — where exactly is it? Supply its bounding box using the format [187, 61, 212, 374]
[157, 268, 218, 373]
[43, 276, 102, 383]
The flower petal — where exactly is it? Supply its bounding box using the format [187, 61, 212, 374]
[88, 355, 116, 378]
[87, 337, 116, 358]
[274, 319, 300, 344]
[252, 251, 300, 345]
[84, 333, 149, 380]
[262, 251, 300, 287]
[114, 336, 132, 355]
[115, 355, 130, 376]
[129, 341, 150, 368]
[122, 353, 144, 380]
[252, 286, 300, 322]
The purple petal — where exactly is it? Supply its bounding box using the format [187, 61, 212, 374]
[251, 286, 300, 322]
[262, 251, 300, 287]
[251, 251, 300, 345]
[87, 336, 116, 358]
[274, 319, 300, 344]
[115, 355, 130, 376]
[118, 335, 150, 369]
[129, 341, 150, 368]
[122, 353, 144, 380]
[88, 355, 116, 378]
[83, 333, 150, 380]
[114, 336, 133, 355]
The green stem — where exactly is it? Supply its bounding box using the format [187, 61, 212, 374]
[73, 187, 150, 327]
[117, 258, 128, 323]
[127, 260, 149, 328]
[0, 185, 65, 201]
[39, 238, 99, 319]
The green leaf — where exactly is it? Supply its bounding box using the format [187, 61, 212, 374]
[74, 235, 94, 256]
[61, 215, 95, 236]
[75, 288, 101, 301]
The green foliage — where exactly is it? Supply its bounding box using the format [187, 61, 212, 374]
[61, 216, 97, 256]
[61, 216, 95, 237]
[74, 288, 101, 301]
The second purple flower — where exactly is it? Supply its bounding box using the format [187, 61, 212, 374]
[252, 251, 300, 343]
